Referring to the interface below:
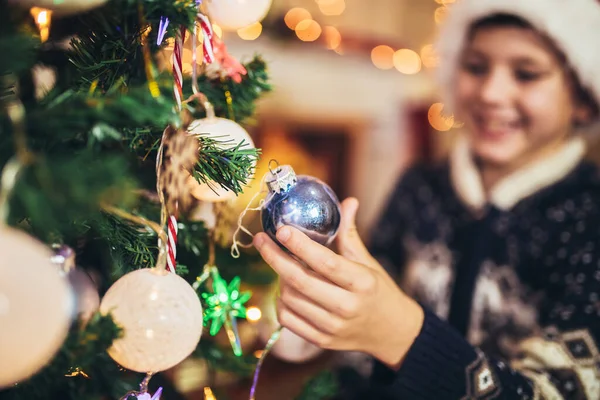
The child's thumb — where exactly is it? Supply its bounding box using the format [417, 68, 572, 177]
[336, 198, 377, 267]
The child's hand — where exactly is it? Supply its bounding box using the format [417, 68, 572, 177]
[253, 198, 424, 369]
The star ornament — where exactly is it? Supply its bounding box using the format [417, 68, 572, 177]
[201, 268, 251, 355]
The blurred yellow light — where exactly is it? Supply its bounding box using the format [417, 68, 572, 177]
[323, 26, 342, 50]
[295, 19, 322, 42]
[393, 49, 422, 74]
[428, 103, 455, 131]
[435, 6, 449, 24]
[420, 44, 439, 69]
[237, 22, 262, 40]
[318, 0, 345, 16]
[371, 45, 394, 70]
[246, 306, 262, 322]
[212, 23, 223, 38]
[31, 7, 52, 42]
[203, 386, 217, 400]
[285, 8, 312, 30]
[435, 0, 456, 4]
[254, 350, 264, 358]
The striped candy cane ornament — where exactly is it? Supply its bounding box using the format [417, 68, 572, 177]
[198, 13, 215, 64]
[165, 26, 186, 273]
[172, 25, 185, 109]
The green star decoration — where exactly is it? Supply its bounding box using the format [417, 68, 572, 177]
[201, 267, 251, 356]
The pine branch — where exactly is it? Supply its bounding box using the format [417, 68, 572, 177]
[196, 340, 256, 377]
[8, 151, 138, 241]
[67, 0, 198, 90]
[184, 56, 272, 124]
[191, 135, 259, 195]
[27, 78, 178, 149]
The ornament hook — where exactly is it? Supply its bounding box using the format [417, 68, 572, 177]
[268, 159, 281, 175]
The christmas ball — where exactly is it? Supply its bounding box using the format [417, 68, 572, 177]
[187, 117, 256, 203]
[205, 0, 273, 31]
[257, 282, 323, 363]
[10, 0, 108, 16]
[0, 227, 73, 388]
[99, 268, 203, 373]
[261, 165, 341, 247]
[51, 245, 99, 325]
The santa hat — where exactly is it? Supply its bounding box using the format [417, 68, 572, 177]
[436, 0, 600, 115]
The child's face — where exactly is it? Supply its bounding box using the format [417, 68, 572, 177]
[455, 25, 586, 169]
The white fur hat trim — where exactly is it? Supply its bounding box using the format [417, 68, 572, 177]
[436, 0, 600, 113]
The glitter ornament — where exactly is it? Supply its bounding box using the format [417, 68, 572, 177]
[261, 164, 341, 247]
[0, 227, 73, 388]
[205, 0, 273, 31]
[99, 268, 203, 373]
[10, 0, 108, 15]
[186, 116, 256, 203]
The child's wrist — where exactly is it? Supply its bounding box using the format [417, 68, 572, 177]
[373, 295, 424, 370]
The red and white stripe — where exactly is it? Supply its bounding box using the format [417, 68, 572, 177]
[166, 215, 178, 273]
[167, 26, 185, 273]
[172, 25, 185, 110]
[198, 13, 215, 64]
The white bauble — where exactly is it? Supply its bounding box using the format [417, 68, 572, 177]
[187, 117, 256, 203]
[257, 282, 323, 363]
[10, 0, 108, 15]
[51, 245, 100, 325]
[67, 268, 100, 324]
[205, 0, 273, 30]
[0, 227, 73, 388]
[99, 268, 203, 373]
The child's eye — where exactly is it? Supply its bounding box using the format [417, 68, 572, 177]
[462, 62, 487, 76]
[515, 70, 541, 82]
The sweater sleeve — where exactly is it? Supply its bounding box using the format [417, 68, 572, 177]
[370, 255, 600, 399]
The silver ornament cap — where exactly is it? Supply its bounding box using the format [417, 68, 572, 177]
[265, 164, 297, 194]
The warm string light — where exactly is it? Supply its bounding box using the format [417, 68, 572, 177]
[317, 0, 346, 16]
[284, 7, 341, 50]
[203, 386, 217, 400]
[237, 22, 263, 40]
[246, 306, 262, 322]
[30, 7, 52, 43]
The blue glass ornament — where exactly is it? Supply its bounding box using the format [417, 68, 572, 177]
[261, 164, 341, 247]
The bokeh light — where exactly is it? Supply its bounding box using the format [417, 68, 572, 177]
[371, 45, 395, 70]
[393, 49, 422, 74]
[296, 19, 322, 42]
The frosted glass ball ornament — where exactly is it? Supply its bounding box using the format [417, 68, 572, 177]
[99, 268, 203, 373]
[205, 0, 273, 30]
[187, 117, 257, 202]
[9, 0, 108, 15]
[0, 227, 73, 388]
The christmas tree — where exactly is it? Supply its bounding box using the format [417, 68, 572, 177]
[0, 0, 332, 398]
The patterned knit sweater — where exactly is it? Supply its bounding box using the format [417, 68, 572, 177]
[350, 137, 600, 399]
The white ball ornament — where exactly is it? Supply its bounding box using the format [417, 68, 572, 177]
[10, 0, 109, 16]
[205, 0, 273, 30]
[187, 116, 256, 203]
[0, 227, 73, 388]
[99, 268, 203, 373]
